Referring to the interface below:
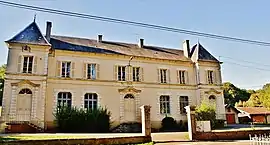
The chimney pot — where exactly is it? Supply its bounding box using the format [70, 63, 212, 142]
[139, 38, 144, 48]
[45, 21, 52, 42]
[183, 40, 191, 58]
[98, 35, 103, 43]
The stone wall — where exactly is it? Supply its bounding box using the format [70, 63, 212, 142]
[195, 129, 270, 141]
[0, 136, 151, 145]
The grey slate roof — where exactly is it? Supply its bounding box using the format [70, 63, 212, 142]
[6, 21, 50, 45]
[191, 43, 219, 62]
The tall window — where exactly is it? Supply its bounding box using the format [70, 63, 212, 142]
[160, 95, 170, 114]
[84, 93, 98, 110]
[179, 70, 186, 84]
[207, 70, 214, 84]
[118, 66, 126, 81]
[87, 64, 96, 79]
[22, 56, 33, 73]
[57, 92, 72, 108]
[180, 96, 188, 114]
[61, 62, 71, 78]
[133, 67, 140, 82]
[160, 69, 167, 83]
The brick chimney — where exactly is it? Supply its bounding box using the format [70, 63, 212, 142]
[45, 21, 52, 42]
[139, 38, 144, 48]
[97, 35, 103, 43]
[183, 40, 190, 58]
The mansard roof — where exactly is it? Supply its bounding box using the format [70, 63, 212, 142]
[191, 43, 219, 62]
[6, 21, 50, 45]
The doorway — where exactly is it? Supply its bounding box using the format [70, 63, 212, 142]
[16, 88, 32, 121]
[123, 94, 136, 122]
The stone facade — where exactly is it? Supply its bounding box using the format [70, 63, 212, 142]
[1, 20, 226, 130]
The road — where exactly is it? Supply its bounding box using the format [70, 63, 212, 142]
[154, 140, 252, 145]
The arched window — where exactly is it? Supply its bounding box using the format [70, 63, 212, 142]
[84, 93, 98, 110]
[160, 95, 170, 114]
[124, 94, 134, 99]
[209, 95, 216, 100]
[57, 92, 72, 108]
[19, 88, 32, 94]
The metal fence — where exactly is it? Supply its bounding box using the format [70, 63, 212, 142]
[250, 134, 270, 145]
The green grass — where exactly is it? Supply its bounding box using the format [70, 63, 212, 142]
[0, 135, 101, 140]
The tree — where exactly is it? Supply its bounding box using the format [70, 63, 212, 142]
[223, 82, 251, 106]
[0, 64, 6, 106]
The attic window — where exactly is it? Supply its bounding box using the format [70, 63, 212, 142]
[22, 45, 31, 52]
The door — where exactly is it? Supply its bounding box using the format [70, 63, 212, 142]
[124, 94, 136, 122]
[226, 114, 236, 124]
[17, 89, 32, 121]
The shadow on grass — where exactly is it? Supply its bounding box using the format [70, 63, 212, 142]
[0, 136, 19, 141]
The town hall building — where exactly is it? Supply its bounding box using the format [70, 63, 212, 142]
[1, 20, 226, 131]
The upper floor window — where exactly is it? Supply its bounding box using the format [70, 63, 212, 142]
[159, 69, 167, 83]
[179, 96, 188, 114]
[61, 62, 71, 78]
[84, 93, 98, 110]
[207, 70, 214, 84]
[57, 92, 72, 108]
[133, 67, 140, 82]
[86, 64, 96, 80]
[118, 66, 126, 81]
[22, 56, 33, 73]
[178, 70, 186, 84]
[160, 95, 170, 114]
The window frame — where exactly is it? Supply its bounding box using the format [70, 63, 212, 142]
[86, 63, 97, 80]
[22, 56, 34, 74]
[160, 95, 170, 114]
[117, 66, 126, 81]
[61, 61, 71, 78]
[84, 93, 98, 110]
[160, 69, 167, 84]
[132, 67, 140, 82]
[207, 70, 214, 84]
[178, 70, 186, 84]
[179, 96, 189, 114]
[57, 92, 72, 108]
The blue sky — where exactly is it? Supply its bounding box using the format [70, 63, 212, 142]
[0, 0, 270, 90]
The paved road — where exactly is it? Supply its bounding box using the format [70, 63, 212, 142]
[154, 140, 252, 145]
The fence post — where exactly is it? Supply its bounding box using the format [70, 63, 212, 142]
[185, 105, 197, 140]
[140, 105, 151, 137]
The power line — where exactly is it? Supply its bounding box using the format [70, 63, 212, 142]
[1, 1, 270, 46]
[220, 56, 270, 68]
[222, 60, 270, 72]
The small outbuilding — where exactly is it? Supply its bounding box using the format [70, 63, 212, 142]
[237, 107, 270, 124]
[225, 104, 240, 124]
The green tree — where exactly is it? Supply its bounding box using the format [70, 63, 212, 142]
[223, 82, 251, 106]
[0, 64, 6, 106]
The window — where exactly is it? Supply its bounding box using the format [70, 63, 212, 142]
[61, 62, 71, 78]
[84, 93, 98, 110]
[86, 64, 96, 79]
[19, 88, 32, 94]
[118, 66, 126, 81]
[160, 69, 167, 83]
[133, 67, 140, 82]
[160, 95, 170, 114]
[22, 56, 33, 73]
[207, 70, 214, 84]
[57, 92, 72, 108]
[178, 70, 186, 84]
[180, 96, 188, 114]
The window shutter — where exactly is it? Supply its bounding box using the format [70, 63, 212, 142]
[167, 69, 171, 83]
[17, 55, 22, 73]
[127, 66, 132, 81]
[71, 62, 75, 78]
[205, 70, 208, 84]
[140, 67, 144, 82]
[176, 70, 180, 84]
[96, 64, 100, 79]
[56, 61, 61, 77]
[157, 69, 160, 83]
[114, 65, 118, 81]
[185, 71, 189, 84]
[33, 56, 38, 73]
[83, 63, 87, 79]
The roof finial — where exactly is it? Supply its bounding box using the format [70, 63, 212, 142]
[33, 13, 37, 22]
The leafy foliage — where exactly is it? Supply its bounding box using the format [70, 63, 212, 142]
[0, 64, 6, 106]
[54, 106, 111, 133]
[160, 116, 177, 131]
[195, 101, 224, 129]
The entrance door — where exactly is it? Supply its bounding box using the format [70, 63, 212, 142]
[124, 94, 136, 122]
[226, 114, 236, 124]
[17, 88, 32, 121]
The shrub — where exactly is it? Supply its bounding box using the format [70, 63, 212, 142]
[111, 122, 142, 133]
[160, 116, 177, 131]
[176, 120, 188, 132]
[54, 106, 111, 133]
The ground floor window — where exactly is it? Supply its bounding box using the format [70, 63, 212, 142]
[84, 93, 98, 110]
[160, 95, 170, 114]
[57, 92, 72, 108]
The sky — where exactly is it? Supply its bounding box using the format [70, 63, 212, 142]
[0, 0, 270, 90]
